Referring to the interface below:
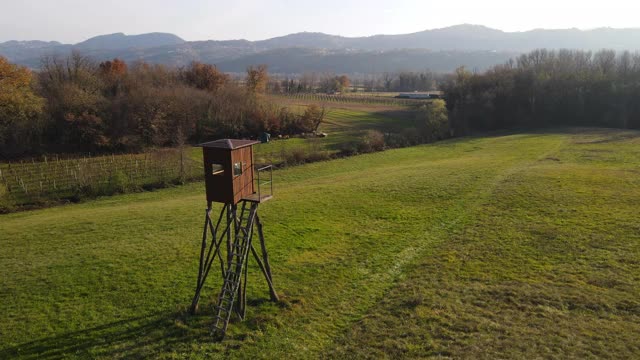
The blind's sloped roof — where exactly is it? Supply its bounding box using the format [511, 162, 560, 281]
[197, 139, 260, 150]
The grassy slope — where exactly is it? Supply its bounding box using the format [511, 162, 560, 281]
[1, 129, 639, 359]
[329, 129, 640, 358]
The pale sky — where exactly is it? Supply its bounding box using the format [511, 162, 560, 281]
[2, 0, 640, 43]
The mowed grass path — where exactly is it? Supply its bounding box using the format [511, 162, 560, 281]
[1, 129, 639, 358]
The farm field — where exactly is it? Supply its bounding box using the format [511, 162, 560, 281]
[0, 149, 202, 211]
[1, 128, 639, 359]
[253, 107, 414, 163]
[193, 100, 416, 165]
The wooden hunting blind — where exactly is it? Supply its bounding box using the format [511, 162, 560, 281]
[201, 139, 271, 205]
[190, 139, 278, 340]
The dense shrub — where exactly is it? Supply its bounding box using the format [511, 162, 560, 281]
[0, 183, 13, 213]
[417, 99, 450, 141]
[280, 141, 331, 166]
[384, 130, 416, 148]
[0, 182, 9, 211]
[294, 104, 326, 133]
[358, 130, 386, 153]
[338, 130, 386, 156]
[106, 170, 130, 194]
[338, 141, 360, 156]
[283, 148, 308, 166]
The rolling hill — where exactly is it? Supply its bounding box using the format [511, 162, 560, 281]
[214, 48, 518, 73]
[74, 32, 185, 50]
[2, 25, 640, 73]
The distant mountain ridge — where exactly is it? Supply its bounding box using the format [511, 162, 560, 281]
[247, 25, 640, 52]
[2, 25, 640, 74]
[74, 32, 185, 50]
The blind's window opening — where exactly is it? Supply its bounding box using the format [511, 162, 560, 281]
[233, 162, 243, 176]
[211, 163, 224, 176]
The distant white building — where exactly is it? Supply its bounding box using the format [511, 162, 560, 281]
[396, 92, 443, 100]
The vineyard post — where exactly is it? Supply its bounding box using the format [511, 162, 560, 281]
[180, 146, 185, 183]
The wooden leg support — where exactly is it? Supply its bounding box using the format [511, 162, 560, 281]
[190, 205, 228, 314]
[190, 208, 211, 314]
[191, 203, 278, 333]
[255, 214, 279, 302]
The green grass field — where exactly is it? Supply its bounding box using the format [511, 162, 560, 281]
[1, 128, 639, 359]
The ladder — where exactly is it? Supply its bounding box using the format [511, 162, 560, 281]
[212, 200, 257, 337]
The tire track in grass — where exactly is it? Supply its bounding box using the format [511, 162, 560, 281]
[326, 131, 640, 358]
[232, 134, 567, 359]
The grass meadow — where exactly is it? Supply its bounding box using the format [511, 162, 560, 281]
[251, 94, 417, 164]
[1, 128, 639, 358]
[253, 106, 414, 163]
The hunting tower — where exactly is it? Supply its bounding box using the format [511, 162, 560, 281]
[190, 139, 278, 339]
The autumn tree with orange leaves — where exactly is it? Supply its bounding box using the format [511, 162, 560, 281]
[0, 56, 44, 150]
[183, 61, 229, 92]
[246, 65, 269, 94]
[99, 58, 128, 96]
[99, 58, 127, 77]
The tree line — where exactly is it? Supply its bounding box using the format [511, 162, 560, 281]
[273, 73, 350, 94]
[272, 71, 439, 93]
[442, 49, 640, 134]
[0, 53, 325, 157]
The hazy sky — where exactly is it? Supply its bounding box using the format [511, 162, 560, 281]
[2, 0, 640, 43]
